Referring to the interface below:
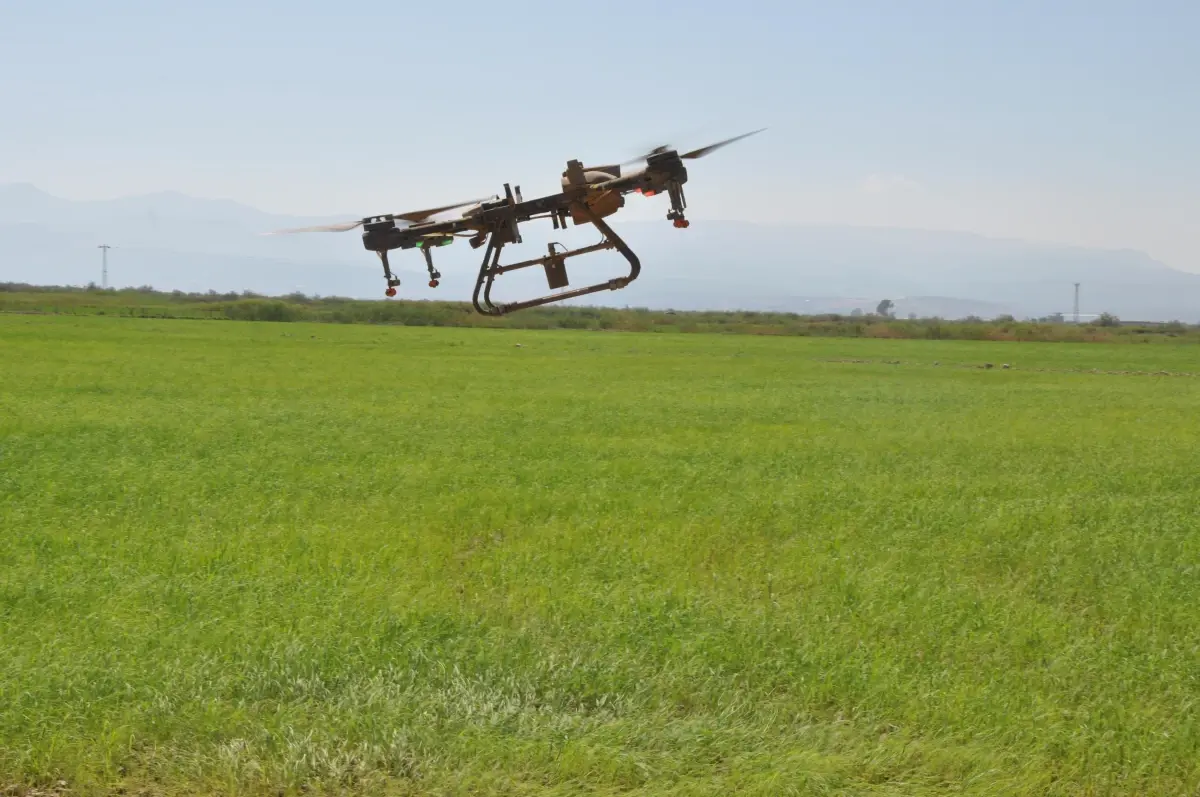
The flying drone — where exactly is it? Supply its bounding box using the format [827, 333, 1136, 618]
[269, 129, 765, 315]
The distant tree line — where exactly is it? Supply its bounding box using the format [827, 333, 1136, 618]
[2, 282, 1197, 343]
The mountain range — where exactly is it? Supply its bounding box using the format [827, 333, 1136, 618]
[2, 182, 1198, 322]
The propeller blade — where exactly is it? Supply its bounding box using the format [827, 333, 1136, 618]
[620, 128, 765, 164]
[265, 219, 364, 235]
[680, 128, 766, 159]
[263, 196, 489, 235]
[392, 196, 493, 223]
[621, 151, 658, 166]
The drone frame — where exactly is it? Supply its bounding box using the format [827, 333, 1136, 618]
[272, 130, 762, 315]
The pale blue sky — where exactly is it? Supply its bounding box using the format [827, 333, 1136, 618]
[2, 0, 1198, 269]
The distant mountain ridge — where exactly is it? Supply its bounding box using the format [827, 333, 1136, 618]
[1, 182, 1197, 322]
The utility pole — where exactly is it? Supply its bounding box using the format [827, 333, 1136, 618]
[98, 244, 112, 289]
[1073, 282, 1080, 324]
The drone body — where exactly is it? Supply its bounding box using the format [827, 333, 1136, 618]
[270, 130, 763, 315]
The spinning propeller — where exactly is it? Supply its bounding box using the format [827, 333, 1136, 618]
[265, 197, 489, 235]
[624, 128, 766, 165]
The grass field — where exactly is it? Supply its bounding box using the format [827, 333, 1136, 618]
[6, 283, 1200, 343]
[2, 315, 1199, 796]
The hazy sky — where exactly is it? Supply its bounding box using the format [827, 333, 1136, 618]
[3, 0, 1198, 270]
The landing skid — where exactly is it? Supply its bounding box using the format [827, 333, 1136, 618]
[471, 202, 641, 316]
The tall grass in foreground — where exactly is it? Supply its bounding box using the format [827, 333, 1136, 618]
[1, 316, 1199, 795]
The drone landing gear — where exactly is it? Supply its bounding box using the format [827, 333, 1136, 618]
[471, 203, 641, 316]
[378, 250, 401, 297]
[422, 245, 442, 288]
[377, 245, 444, 296]
[665, 180, 690, 228]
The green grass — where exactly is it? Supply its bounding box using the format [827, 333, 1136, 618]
[2, 315, 1199, 796]
[6, 282, 1200, 343]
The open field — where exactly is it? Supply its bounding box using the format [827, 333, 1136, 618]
[2, 315, 1199, 796]
[4, 283, 1200, 343]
